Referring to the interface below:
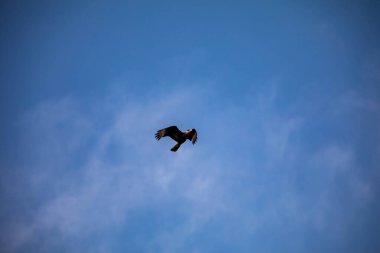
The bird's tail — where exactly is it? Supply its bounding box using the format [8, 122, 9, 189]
[171, 143, 181, 152]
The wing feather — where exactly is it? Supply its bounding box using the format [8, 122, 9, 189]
[155, 126, 183, 142]
[191, 129, 197, 144]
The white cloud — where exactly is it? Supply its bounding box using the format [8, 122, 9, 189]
[5, 85, 378, 253]
[7, 86, 228, 252]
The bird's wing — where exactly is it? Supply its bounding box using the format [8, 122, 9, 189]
[190, 129, 197, 144]
[155, 126, 183, 142]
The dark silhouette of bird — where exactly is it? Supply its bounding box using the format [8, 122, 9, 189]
[155, 126, 197, 152]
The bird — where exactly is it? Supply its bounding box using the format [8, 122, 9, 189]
[155, 125, 197, 152]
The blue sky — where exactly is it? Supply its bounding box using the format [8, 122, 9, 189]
[1, 0, 380, 252]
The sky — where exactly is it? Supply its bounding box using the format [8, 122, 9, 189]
[1, 0, 380, 252]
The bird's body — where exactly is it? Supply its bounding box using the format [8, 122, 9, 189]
[155, 126, 197, 152]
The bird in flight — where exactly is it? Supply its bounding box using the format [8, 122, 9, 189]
[155, 125, 197, 152]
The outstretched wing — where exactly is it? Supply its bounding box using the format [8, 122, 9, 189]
[190, 129, 197, 144]
[155, 126, 183, 142]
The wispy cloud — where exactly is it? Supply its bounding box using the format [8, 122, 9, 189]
[3, 84, 379, 253]
[5, 86, 225, 252]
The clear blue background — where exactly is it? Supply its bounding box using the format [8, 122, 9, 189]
[1, 1, 380, 252]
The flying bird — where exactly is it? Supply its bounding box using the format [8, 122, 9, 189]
[155, 125, 197, 152]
